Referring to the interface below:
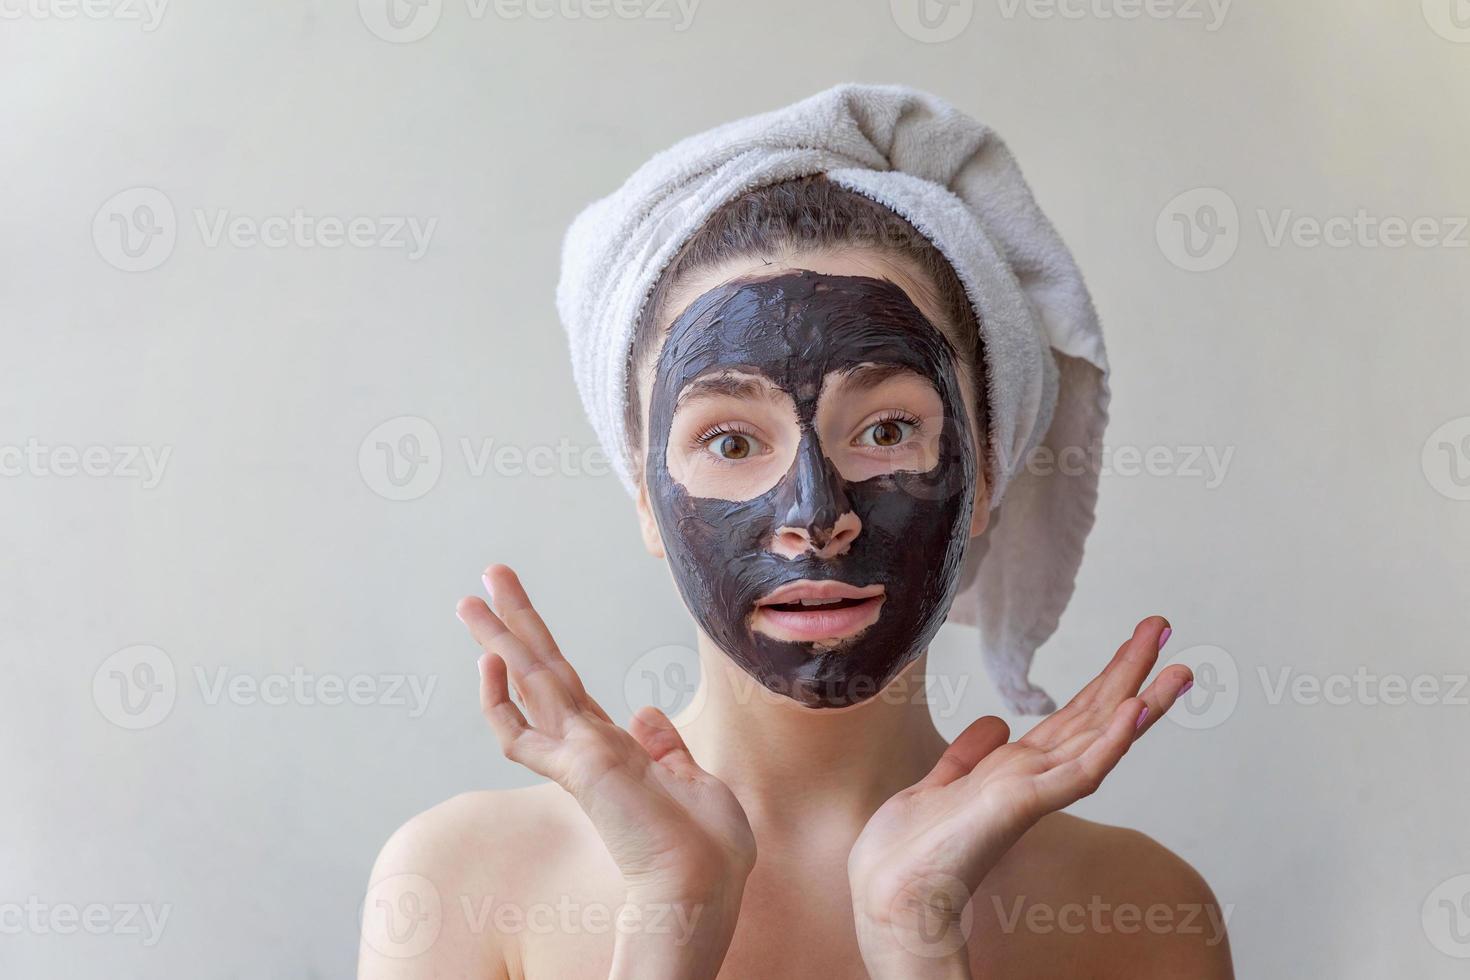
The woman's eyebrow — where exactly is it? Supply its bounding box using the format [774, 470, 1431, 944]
[831, 362, 925, 390]
[674, 371, 775, 410]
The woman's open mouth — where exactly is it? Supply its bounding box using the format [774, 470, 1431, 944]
[750, 580, 885, 643]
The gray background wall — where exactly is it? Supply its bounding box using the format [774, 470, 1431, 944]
[3, 1, 1468, 976]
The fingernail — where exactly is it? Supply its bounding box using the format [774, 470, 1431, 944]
[1158, 626, 1172, 652]
[1135, 706, 1150, 729]
[1178, 680, 1194, 698]
[481, 574, 495, 604]
[455, 606, 466, 625]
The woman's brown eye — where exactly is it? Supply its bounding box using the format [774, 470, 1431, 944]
[714, 434, 751, 459]
[872, 421, 903, 447]
[857, 418, 916, 449]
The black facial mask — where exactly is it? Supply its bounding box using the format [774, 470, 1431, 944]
[646, 270, 976, 708]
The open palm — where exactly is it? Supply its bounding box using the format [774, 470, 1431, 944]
[458, 565, 756, 897]
[849, 617, 1193, 934]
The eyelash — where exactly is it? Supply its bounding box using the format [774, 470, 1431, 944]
[692, 421, 755, 446]
[856, 411, 924, 452]
[691, 422, 762, 465]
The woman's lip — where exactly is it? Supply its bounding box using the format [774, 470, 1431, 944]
[751, 594, 885, 643]
[754, 579, 885, 606]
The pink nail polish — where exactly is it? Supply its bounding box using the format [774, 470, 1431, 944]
[1158, 626, 1172, 651]
[1135, 706, 1150, 729]
[1178, 680, 1194, 697]
[481, 574, 495, 604]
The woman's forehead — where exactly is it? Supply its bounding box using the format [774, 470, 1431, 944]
[655, 249, 952, 339]
[654, 271, 956, 386]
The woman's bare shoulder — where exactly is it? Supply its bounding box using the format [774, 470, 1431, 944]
[360, 784, 613, 979]
[989, 813, 1234, 978]
[372, 783, 601, 889]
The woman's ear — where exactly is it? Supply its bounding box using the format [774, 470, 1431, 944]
[968, 465, 992, 540]
[635, 478, 666, 558]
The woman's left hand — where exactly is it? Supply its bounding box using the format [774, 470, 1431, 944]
[847, 616, 1192, 979]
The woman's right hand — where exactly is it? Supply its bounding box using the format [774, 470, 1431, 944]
[457, 564, 755, 978]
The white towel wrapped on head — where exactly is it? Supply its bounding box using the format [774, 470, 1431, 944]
[556, 83, 1109, 715]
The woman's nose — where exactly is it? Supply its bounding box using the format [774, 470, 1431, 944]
[770, 434, 862, 560]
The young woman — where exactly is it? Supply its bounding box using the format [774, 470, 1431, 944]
[359, 95, 1233, 979]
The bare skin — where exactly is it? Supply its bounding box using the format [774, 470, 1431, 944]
[359, 252, 1235, 979]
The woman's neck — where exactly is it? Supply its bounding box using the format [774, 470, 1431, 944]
[675, 641, 950, 834]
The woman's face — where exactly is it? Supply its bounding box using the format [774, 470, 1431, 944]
[635, 252, 989, 709]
